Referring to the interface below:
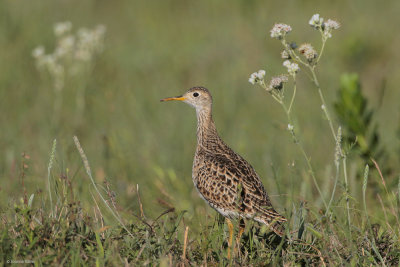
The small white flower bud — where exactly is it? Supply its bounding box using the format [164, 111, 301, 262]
[309, 14, 323, 29]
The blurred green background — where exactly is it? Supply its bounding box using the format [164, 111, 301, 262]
[1, 0, 399, 227]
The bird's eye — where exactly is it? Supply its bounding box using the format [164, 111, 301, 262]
[193, 92, 199, 97]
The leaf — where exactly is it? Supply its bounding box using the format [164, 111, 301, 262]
[28, 194, 34, 208]
[334, 73, 386, 170]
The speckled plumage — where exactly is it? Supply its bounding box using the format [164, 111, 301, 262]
[161, 87, 286, 236]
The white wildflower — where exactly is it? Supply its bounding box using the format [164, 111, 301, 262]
[75, 25, 106, 61]
[325, 19, 340, 30]
[32, 46, 45, 58]
[321, 104, 326, 110]
[283, 60, 299, 75]
[287, 124, 294, 131]
[322, 19, 340, 39]
[257, 69, 266, 78]
[32, 22, 106, 97]
[54, 21, 72, 36]
[309, 14, 324, 29]
[248, 70, 266, 85]
[270, 23, 292, 39]
[55, 35, 75, 58]
[248, 73, 257, 85]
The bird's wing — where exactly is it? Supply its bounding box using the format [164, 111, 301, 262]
[223, 149, 286, 221]
[195, 147, 285, 222]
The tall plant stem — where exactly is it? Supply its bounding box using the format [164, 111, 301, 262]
[281, 102, 328, 210]
[310, 69, 337, 142]
[326, 162, 339, 216]
[310, 67, 352, 231]
[288, 80, 297, 114]
[342, 157, 352, 236]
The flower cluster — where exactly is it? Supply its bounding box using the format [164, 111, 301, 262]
[325, 19, 340, 30]
[54, 21, 72, 37]
[250, 14, 341, 104]
[248, 70, 266, 85]
[75, 25, 106, 61]
[283, 60, 299, 75]
[309, 14, 324, 29]
[309, 14, 340, 38]
[270, 23, 292, 39]
[32, 21, 106, 91]
[268, 75, 288, 91]
[323, 19, 340, 38]
[298, 43, 317, 62]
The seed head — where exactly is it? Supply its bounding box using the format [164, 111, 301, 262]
[325, 19, 340, 30]
[298, 43, 318, 61]
[270, 23, 292, 39]
[268, 75, 289, 91]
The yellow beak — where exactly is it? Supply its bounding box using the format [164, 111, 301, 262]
[160, 96, 186, 102]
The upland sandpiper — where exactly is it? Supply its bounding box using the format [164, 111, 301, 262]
[161, 87, 286, 248]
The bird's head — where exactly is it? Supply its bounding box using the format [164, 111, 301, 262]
[160, 87, 212, 111]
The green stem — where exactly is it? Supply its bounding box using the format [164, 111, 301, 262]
[310, 69, 337, 142]
[47, 139, 57, 218]
[342, 157, 352, 237]
[73, 136, 135, 239]
[262, 78, 328, 210]
[316, 37, 327, 63]
[288, 79, 296, 114]
[326, 161, 339, 216]
[280, 101, 328, 210]
[281, 39, 308, 67]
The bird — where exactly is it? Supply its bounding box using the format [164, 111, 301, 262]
[161, 86, 286, 250]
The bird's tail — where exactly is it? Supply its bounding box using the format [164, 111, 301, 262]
[257, 212, 287, 237]
[268, 218, 286, 237]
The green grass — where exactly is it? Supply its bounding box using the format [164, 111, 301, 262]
[1, 0, 400, 265]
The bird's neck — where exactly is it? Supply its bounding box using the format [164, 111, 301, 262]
[196, 107, 219, 147]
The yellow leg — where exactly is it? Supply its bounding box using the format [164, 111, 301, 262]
[226, 218, 234, 260]
[237, 224, 245, 242]
[235, 220, 245, 256]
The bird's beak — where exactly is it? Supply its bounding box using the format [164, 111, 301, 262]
[160, 96, 186, 102]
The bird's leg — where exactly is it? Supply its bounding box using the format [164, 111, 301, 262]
[226, 218, 234, 260]
[236, 219, 245, 243]
[235, 219, 245, 256]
